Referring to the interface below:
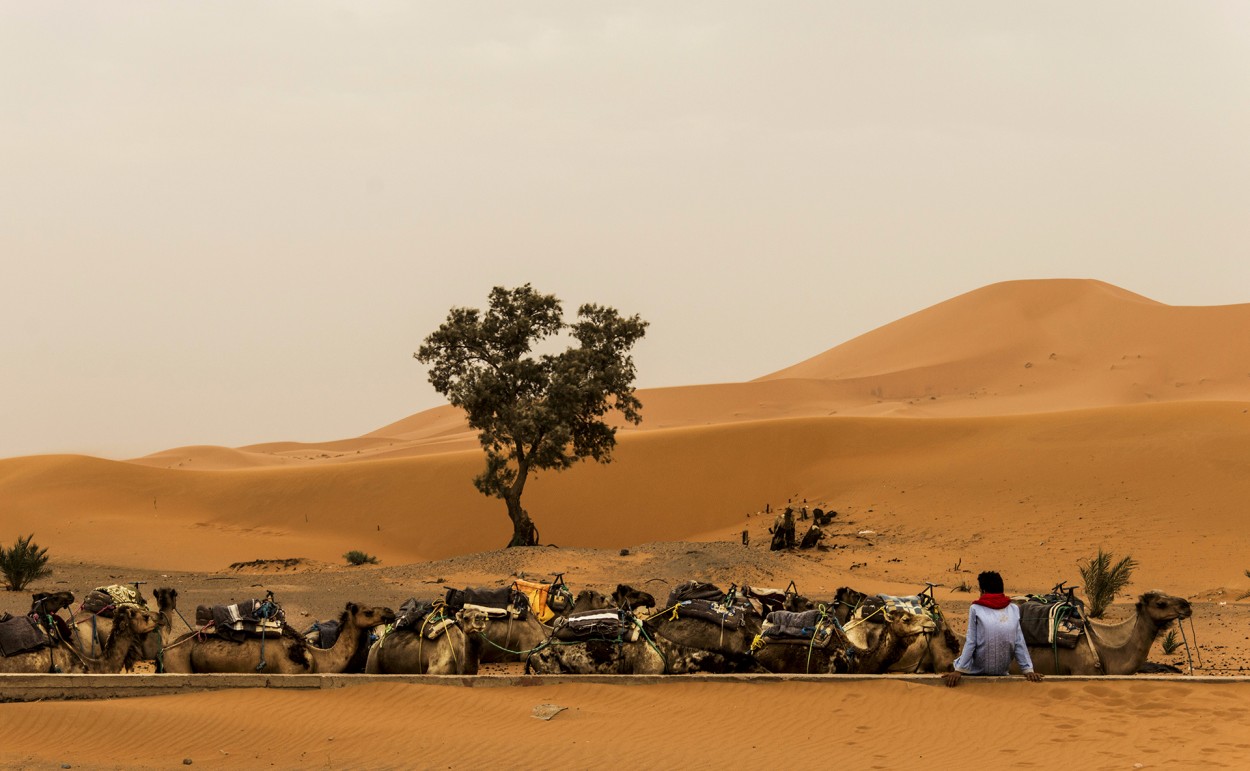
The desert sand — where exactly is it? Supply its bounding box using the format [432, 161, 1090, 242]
[3, 279, 1250, 769]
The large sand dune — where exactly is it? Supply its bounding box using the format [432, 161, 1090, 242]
[5, 279, 1246, 583]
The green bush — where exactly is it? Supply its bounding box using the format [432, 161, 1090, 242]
[343, 550, 379, 566]
[1078, 548, 1137, 618]
[1, 534, 52, 591]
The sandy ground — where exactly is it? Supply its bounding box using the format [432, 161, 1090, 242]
[3, 279, 1250, 768]
[3, 679, 1250, 770]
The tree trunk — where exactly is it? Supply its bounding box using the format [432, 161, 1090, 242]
[505, 494, 539, 547]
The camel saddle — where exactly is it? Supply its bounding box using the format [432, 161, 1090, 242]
[195, 598, 287, 643]
[512, 578, 558, 624]
[553, 609, 632, 642]
[303, 618, 341, 648]
[392, 599, 456, 639]
[444, 586, 528, 619]
[81, 585, 144, 618]
[1018, 593, 1085, 649]
[0, 615, 49, 657]
[671, 598, 751, 629]
[856, 594, 928, 622]
[665, 581, 726, 607]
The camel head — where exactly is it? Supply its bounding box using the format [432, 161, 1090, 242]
[113, 605, 160, 636]
[456, 606, 491, 635]
[1137, 591, 1192, 628]
[572, 589, 612, 614]
[883, 609, 936, 639]
[612, 584, 656, 611]
[344, 602, 396, 630]
[834, 586, 868, 612]
[30, 591, 75, 615]
[153, 587, 178, 613]
[783, 593, 814, 613]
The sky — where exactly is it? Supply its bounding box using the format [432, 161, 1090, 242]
[2, 2, 1249, 459]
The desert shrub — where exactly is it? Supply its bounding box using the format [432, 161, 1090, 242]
[343, 550, 379, 566]
[1, 534, 52, 591]
[1238, 569, 1250, 601]
[1078, 548, 1137, 618]
[1161, 630, 1181, 655]
[953, 579, 973, 593]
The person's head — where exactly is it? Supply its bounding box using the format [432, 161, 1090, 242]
[977, 571, 1004, 594]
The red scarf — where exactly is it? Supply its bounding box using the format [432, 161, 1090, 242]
[973, 593, 1011, 609]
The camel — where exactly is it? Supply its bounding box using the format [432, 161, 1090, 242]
[161, 602, 395, 674]
[525, 615, 727, 674]
[752, 608, 936, 674]
[526, 633, 729, 675]
[831, 586, 958, 673]
[300, 600, 396, 674]
[365, 606, 491, 674]
[478, 589, 612, 664]
[645, 597, 765, 671]
[0, 605, 158, 674]
[71, 599, 148, 660]
[845, 609, 938, 674]
[1019, 590, 1192, 675]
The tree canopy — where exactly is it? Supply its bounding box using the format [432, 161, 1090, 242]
[415, 284, 647, 547]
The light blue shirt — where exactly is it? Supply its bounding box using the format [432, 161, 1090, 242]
[953, 603, 1035, 675]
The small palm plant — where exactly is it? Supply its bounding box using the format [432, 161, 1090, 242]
[1078, 548, 1137, 618]
[1160, 630, 1182, 655]
[1238, 569, 1250, 601]
[0, 534, 52, 591]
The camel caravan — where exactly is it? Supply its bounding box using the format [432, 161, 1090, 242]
[0, 577, 1193, 678]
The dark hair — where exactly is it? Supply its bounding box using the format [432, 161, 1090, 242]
[977, 571, 1004, 594]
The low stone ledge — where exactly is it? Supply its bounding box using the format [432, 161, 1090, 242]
[1, 673, 1244, 703]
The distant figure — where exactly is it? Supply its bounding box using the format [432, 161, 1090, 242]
[944, 570, 1043, 688]
[769, 507, 796, 551]
[800, 498, 809, 521]
[765, 503, 771, 514]
[798, 524, 823, 549]
[741, 529, 750, 547]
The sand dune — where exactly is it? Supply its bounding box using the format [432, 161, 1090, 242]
[129, 279, 1250, 468]
[6, 279, 1250, 584]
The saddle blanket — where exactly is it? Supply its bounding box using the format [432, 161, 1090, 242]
[0, 616, 48, 657]
[857, 594, 927, 622]
[81, 585, 145, 618]
[762, 609, 821, 639]
[673, 598, 750, 629]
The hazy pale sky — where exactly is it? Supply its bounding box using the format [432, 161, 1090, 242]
[3, 2, 1248, 459]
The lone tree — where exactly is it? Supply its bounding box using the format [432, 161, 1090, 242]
[415, 284, 647, 547]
